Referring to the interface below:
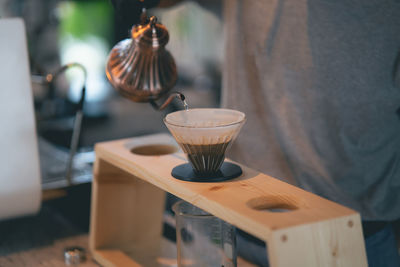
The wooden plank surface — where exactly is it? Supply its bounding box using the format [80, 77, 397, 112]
[0, 232, 256, 267]
[0, 234, 98, 267]
[94, 133, 356, 241]
[90, 158, 166, 267]
[268, 215, 365, 267]
[91, 133, 367, 267]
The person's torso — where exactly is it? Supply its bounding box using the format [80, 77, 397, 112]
[222, 0, 400, 220]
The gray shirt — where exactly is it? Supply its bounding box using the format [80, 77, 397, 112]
[222, 0, 400, 220]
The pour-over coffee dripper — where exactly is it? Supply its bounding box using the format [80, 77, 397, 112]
[164, 108, 245, 182]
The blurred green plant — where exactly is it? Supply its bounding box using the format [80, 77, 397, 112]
[58, 1, 113, 44]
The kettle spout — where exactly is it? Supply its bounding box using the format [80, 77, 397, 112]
[149, 92, 185, 110]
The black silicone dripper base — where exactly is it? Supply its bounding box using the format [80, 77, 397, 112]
[171, 162, 242, 182]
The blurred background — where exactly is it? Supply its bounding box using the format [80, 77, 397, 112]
[1, 0, 223, 144]
[0, 0, 223, 187]
[0, 0, 224, 259]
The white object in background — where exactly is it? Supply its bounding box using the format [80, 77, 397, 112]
[0, 18, 41, 220]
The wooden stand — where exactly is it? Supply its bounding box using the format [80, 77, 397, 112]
[89, 134, 367, 267]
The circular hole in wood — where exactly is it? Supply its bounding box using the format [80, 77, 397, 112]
[131, 144, 178, 156]
[246, 195, 299, 213]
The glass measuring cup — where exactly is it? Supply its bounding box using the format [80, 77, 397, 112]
[172, 200, 237, 267]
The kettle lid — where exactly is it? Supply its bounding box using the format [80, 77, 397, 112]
[131, 16, 169, 48]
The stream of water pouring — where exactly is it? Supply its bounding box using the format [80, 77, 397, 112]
[178, 93, 189, 111]
[183, 99, 189, 111]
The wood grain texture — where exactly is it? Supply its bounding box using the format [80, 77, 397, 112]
[268, 214, 365, 267]
[90, 158, 166, 267]
[90, 133, 368, 267]
[0, 235, 98, 267]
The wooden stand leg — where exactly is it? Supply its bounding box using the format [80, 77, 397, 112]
[89, 158, 166, 267]
[267, 215, 367, 267]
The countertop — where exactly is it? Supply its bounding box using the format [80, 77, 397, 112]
[0, 184, 256, 267]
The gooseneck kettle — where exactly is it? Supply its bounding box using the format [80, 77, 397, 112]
[106, 14, 184, 110]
